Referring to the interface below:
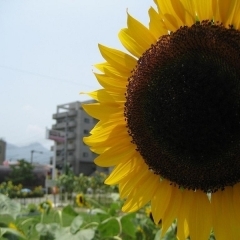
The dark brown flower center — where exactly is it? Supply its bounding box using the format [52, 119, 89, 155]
[124, 21, 240, 192]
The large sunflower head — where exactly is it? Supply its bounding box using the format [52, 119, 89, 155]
[83, 0, 240, 239]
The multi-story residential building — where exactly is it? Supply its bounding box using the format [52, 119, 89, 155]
[0, 139, 6, 165]
[50, 101, 108, 176]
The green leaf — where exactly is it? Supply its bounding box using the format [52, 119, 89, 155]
[47, 223, 61, 235]
[0, 227, 8, 237]
[35, 223, 48, 235]
[70, 216, 84, 234]
[0, 194, 21, 219]
[0, 227, 26, 240]
[62, 205, 78, 217]
[109, 202, 120, 216]
[120, 213, 136, 238]
[54, 227, 95, 240]
[154, 229, 162, 240]
[90, 208, 107, 215]
[53, 227, 71, 240]
[98, 217, 120, 238]
[161, 224, 177, 240]
[74, 229, 95, 240]
[91, 208, 110, 222]
[36, 223, 60, 237]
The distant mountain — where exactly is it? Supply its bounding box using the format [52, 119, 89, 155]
[6, 142, 53, 164]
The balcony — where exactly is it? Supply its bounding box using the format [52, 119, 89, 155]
[54, 155, 75, 164]
[67, 155, 75, 162]
[67, 143, 75, 150]
[52, 121, 76, 130]
[68, 121, 76, 127]
[52, 110, 77, 119]
[66, 132, 75, 139]
[56, 144, 64, 151]
[52, 122, 66, 129]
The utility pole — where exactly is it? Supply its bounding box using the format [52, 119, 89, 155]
[64, 113, 68, 174]
[30, 150, 43, 164]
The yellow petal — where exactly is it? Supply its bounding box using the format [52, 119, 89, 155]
[119, 28, 146, 58]
[151, 180, 173, 224]
[90, 115, 125, 134]
[122, 172, 159, 212]
[94, 73, 127, 92]
[176, 190, 193, 240]
[89, 136, 131, 154]
[214, 0, 236, 27]
[170, 0, 186, 24]
[233, 183, 240, 223]
[187, 191, 212, 240]
[94, 142, 136, 167]
[84, 125, 127, 146]
[85, 88, 126, 106]
[82, 103, 121, 120]
[148, 7, 168, 39]
[180, 0, 196, 25]
[86, 89, 115, 103]
[127, 13, 156, 49]
[105, 155, 139, 185]
[161, 187, 182, 235]
[212, 187, 240, 240]
[162, 13, 181, 31]
[177, 219, 189, 240]
[227, 0, 240, 29]
[177, 202, 190, 240]
[94, 62, 130, 78]
[192, 0, 213, 21]
[155, 0, 185, 30]
[98, 44, 136, 72]
[119, 159, 149, 198]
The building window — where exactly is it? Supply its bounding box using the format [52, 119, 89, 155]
[83, 129, 89, 135]
[68, 151, 73, 156]
[84, 118, 90, 123]
[83, 152, 88, 157]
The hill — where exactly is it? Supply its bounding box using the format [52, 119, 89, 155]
[6, 142, 52, 164]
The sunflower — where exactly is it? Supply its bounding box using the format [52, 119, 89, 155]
[145, 206, 152, 218]
[76, 193, 85, 207]
[83, 0, 240, 239]
[7, 222, 25, 237]
[39, 199, 53, 213]
[145, 206, 157, 224]
[1, 222, 26, 239]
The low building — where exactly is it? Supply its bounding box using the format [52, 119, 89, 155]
[0, 164, 48, 187]
[0, 139, 6, 165]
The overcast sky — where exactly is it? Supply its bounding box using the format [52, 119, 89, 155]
[0, 0, 154, 149]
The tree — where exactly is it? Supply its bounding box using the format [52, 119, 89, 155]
[8, 159, 34, 186]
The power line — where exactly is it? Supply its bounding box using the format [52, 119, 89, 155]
[0, 65, 97, 89]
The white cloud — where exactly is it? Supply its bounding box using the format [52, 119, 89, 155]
[13, 125, 52, 149]
[26, 124, 44, 136]
[22, 104, 35, 112]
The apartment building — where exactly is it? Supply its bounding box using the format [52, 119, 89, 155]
[50, 101, 108, 176]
